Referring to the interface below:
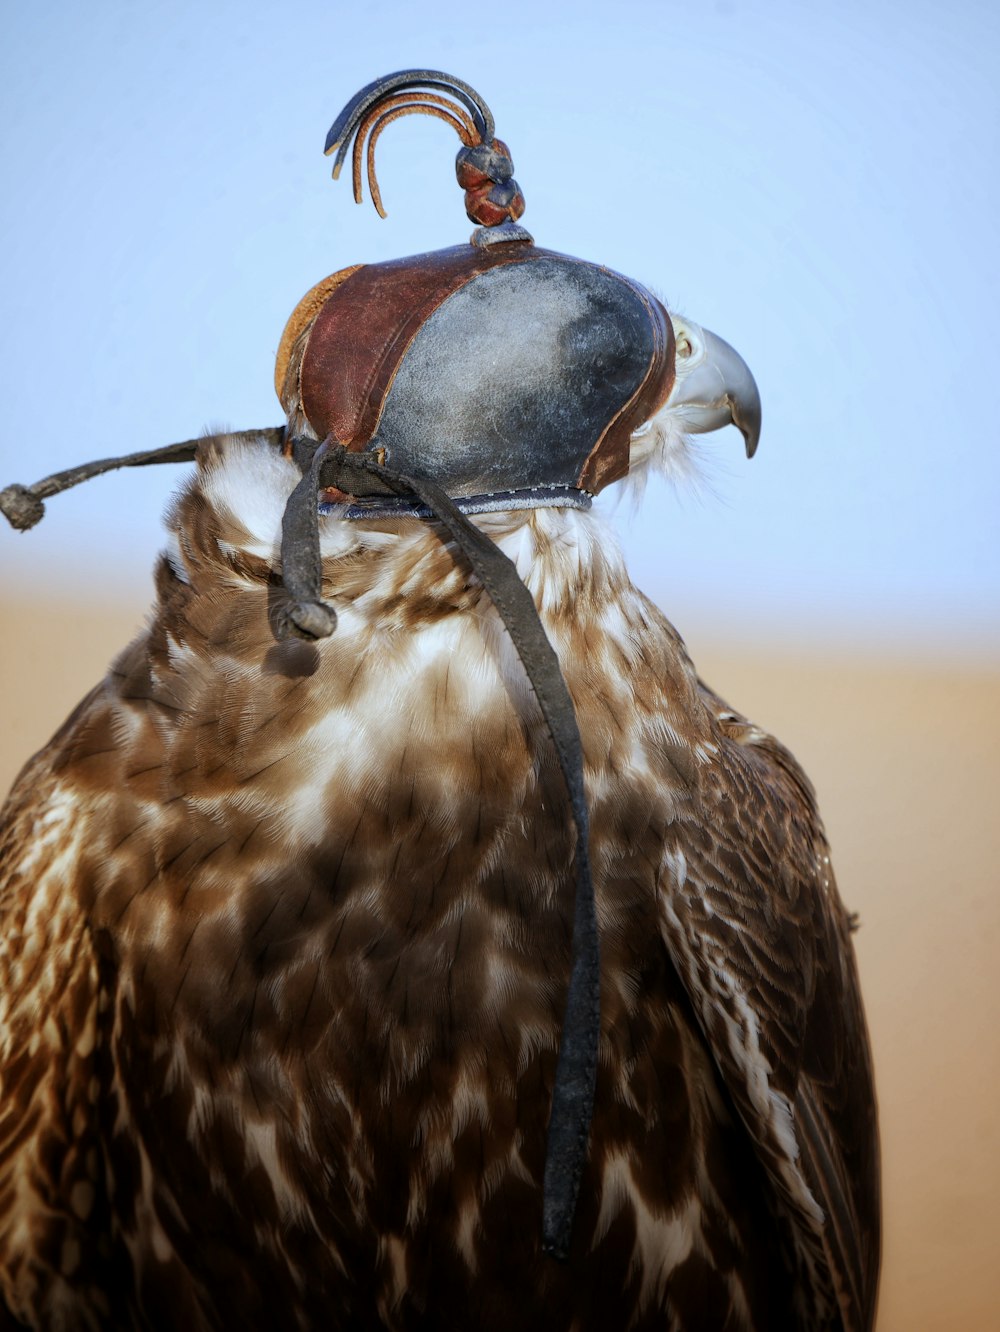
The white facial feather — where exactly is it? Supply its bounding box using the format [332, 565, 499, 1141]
[199, 435, 301, 560]
[617, 413, 704, 512]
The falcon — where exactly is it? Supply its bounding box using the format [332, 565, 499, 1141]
[0, 71, 879, 1331]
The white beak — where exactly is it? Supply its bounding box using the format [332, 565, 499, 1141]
[661, 315, 762, 458]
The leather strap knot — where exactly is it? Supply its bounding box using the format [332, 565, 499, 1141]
[455, 138, 526, 228]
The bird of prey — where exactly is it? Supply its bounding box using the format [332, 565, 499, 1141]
[0, 72, 879, 1331]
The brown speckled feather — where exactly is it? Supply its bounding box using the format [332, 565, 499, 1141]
[0, 436, 879, 1330]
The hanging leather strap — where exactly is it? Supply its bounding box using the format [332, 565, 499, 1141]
[278, 437, 600, 1260]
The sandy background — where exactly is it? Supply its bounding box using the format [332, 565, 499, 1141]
[1, 594, 996, 1327]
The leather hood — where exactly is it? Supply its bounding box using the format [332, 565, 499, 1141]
[277, 242, 674, 498]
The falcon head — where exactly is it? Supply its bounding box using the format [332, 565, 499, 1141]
[1, 70, 760, 546]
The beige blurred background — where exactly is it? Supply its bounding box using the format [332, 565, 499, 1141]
[1, 594, 998, 1329]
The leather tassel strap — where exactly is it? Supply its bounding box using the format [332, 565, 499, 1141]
[324, 70, 531, 243]
[0, 428, 284, 532]
[279, 438, 600, 1261]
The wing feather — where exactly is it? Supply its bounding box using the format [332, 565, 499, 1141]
[657, 685, 880, 1330]
[0, 728, 117, 1328]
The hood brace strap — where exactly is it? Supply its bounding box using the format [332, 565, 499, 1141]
[281, 438, 599, 1260]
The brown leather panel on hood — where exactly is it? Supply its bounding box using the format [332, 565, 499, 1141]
[299, 242, 534, 447]
[274, 265, 363, 410]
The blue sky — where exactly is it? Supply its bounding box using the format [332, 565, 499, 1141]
[1, 0, 997, 659]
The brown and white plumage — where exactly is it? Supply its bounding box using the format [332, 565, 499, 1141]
[0, 422, 879, 1329]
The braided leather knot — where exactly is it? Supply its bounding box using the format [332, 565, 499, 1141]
[455, 139, 526, 228]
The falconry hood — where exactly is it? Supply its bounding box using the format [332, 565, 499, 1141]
[272, 70, 758, 512]
[277, 241, 673, 501]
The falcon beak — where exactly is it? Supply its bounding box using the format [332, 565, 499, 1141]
[663, 316, 762, 458]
